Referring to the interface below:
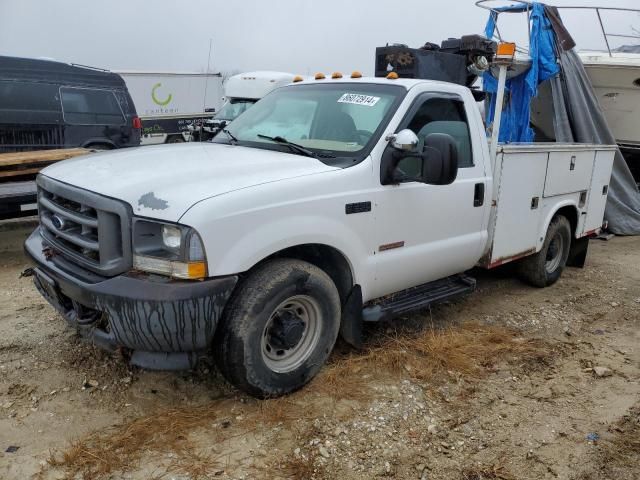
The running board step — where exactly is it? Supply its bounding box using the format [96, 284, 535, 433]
[362, 274, 476, 323]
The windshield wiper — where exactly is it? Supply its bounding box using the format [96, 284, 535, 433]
[257, 134, 317, 158]
[221, 128, 238, 144]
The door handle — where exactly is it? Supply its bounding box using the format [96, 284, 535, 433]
[474, 183, 485, 207]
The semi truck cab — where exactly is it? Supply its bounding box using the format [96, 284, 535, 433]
[202, 71, 295, 138]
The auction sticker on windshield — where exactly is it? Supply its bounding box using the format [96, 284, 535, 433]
[337, 93, 380, 107]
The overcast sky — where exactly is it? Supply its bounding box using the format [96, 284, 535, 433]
[1, 0, 639, 75]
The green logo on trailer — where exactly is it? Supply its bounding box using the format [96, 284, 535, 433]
[151, 83, 172, 106]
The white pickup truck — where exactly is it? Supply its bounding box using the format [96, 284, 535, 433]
[25, 72, 615, 397]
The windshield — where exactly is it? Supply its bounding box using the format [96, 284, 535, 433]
[213, 83, 406, 163]
[215, 98, 256, 121]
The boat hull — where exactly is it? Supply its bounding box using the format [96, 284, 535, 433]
[531, 53, 640, 151]
[581, 53, 640, 151]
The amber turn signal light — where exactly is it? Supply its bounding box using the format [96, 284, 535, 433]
[496, 42, 517, 58]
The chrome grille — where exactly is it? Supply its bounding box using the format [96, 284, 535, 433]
[37, 175, 132, 276]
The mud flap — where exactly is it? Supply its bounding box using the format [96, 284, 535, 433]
[567, 237, 589, 268]
[340, 285, 364, 349]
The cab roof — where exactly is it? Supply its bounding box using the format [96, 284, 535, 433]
[288, 75, 470, 94]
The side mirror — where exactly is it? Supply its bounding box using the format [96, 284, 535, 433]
[421, 133, 459, 185]
[387, 129, 419, 152]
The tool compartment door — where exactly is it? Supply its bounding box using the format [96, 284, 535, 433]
[490, 151, 548, 266]
[544, 151, 595, 197]
[582, 149, 615, 235]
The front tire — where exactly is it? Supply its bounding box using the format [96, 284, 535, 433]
[518, 215, 572, 288]
[214, 259, 341, 398]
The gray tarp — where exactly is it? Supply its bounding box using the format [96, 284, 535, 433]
[549, 49, 640, 235]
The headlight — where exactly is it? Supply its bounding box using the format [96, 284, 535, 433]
[132, 219, 207, 280]
[162, 225, 182, 250]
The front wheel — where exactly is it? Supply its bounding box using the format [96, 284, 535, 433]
[518, 215, 572, 288]
[214, 259, 341, 398]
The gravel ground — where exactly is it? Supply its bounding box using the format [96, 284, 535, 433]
[0, 221, 638, 480]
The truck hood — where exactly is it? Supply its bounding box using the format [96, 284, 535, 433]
[41, 143, 339, 221]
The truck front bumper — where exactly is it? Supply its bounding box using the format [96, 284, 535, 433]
[24, 228, 238, 370]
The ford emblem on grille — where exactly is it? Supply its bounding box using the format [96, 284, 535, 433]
[51, 214, 66, 230]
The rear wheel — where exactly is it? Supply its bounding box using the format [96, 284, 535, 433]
[518, 215, 572, 288]
[86, 144, 113, 151]
[167, 135, 185, 144]
[214, 259, 341, 398]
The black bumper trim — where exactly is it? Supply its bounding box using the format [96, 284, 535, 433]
[25, 228, 238, 361]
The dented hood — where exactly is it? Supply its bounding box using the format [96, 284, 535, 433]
[40, 143, 338, 221]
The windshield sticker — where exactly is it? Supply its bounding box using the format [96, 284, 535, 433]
[337, 93, 380, 107]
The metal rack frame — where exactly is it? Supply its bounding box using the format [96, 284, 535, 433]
[475, 1, 640, 57]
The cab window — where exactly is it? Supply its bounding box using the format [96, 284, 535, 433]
[216, 83, 405, 161]
[398, 96, 473, 178]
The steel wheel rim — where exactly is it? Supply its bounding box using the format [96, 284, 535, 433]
[545, 232, 564, 273]
[261, 295, 322, 373]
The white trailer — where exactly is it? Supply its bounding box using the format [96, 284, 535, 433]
[117, 71, 224, 145]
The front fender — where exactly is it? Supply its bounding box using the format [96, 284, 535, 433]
[215, 215, 363, 276]
[180, 160, 377, 297]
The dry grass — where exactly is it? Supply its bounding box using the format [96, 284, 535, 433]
[44, 322, 552, 479]
[46, 405, 222, 480]
[462, 463, 516, 480]
[603, 406, 640, 465]
[317, 322, 551, 395]
[577, 405, 640, 480]
[259, 421, 327, 480]
[274, 450, 327, 479]
[255, 396, 313, 424]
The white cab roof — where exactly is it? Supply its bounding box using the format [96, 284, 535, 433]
[289, 76, 471, 94]
[225, 71, 296, 99]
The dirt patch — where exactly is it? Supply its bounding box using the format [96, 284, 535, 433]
[575, 404, 640, 480]
[44, 323, 553, 479]
[0, 225, 639, 480]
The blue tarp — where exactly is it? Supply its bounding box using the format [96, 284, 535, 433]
[483, 2, 560, 143]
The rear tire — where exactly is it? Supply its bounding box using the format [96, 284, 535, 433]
[167, 135, 185, 144]
[214, 259, 341, 398]
[518, 215, 572, 288]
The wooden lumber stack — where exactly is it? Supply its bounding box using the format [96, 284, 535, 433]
[0, 148, 92, 181]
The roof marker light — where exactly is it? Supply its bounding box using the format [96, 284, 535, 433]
[386, 72, 399, 80]
[331, 72, 343, 79]
[293, 75, 304, 83]
[315, 73, 326, 80]
[351, 71, 363, 79]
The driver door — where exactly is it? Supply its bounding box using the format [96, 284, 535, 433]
[371, 92, 488, 299]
